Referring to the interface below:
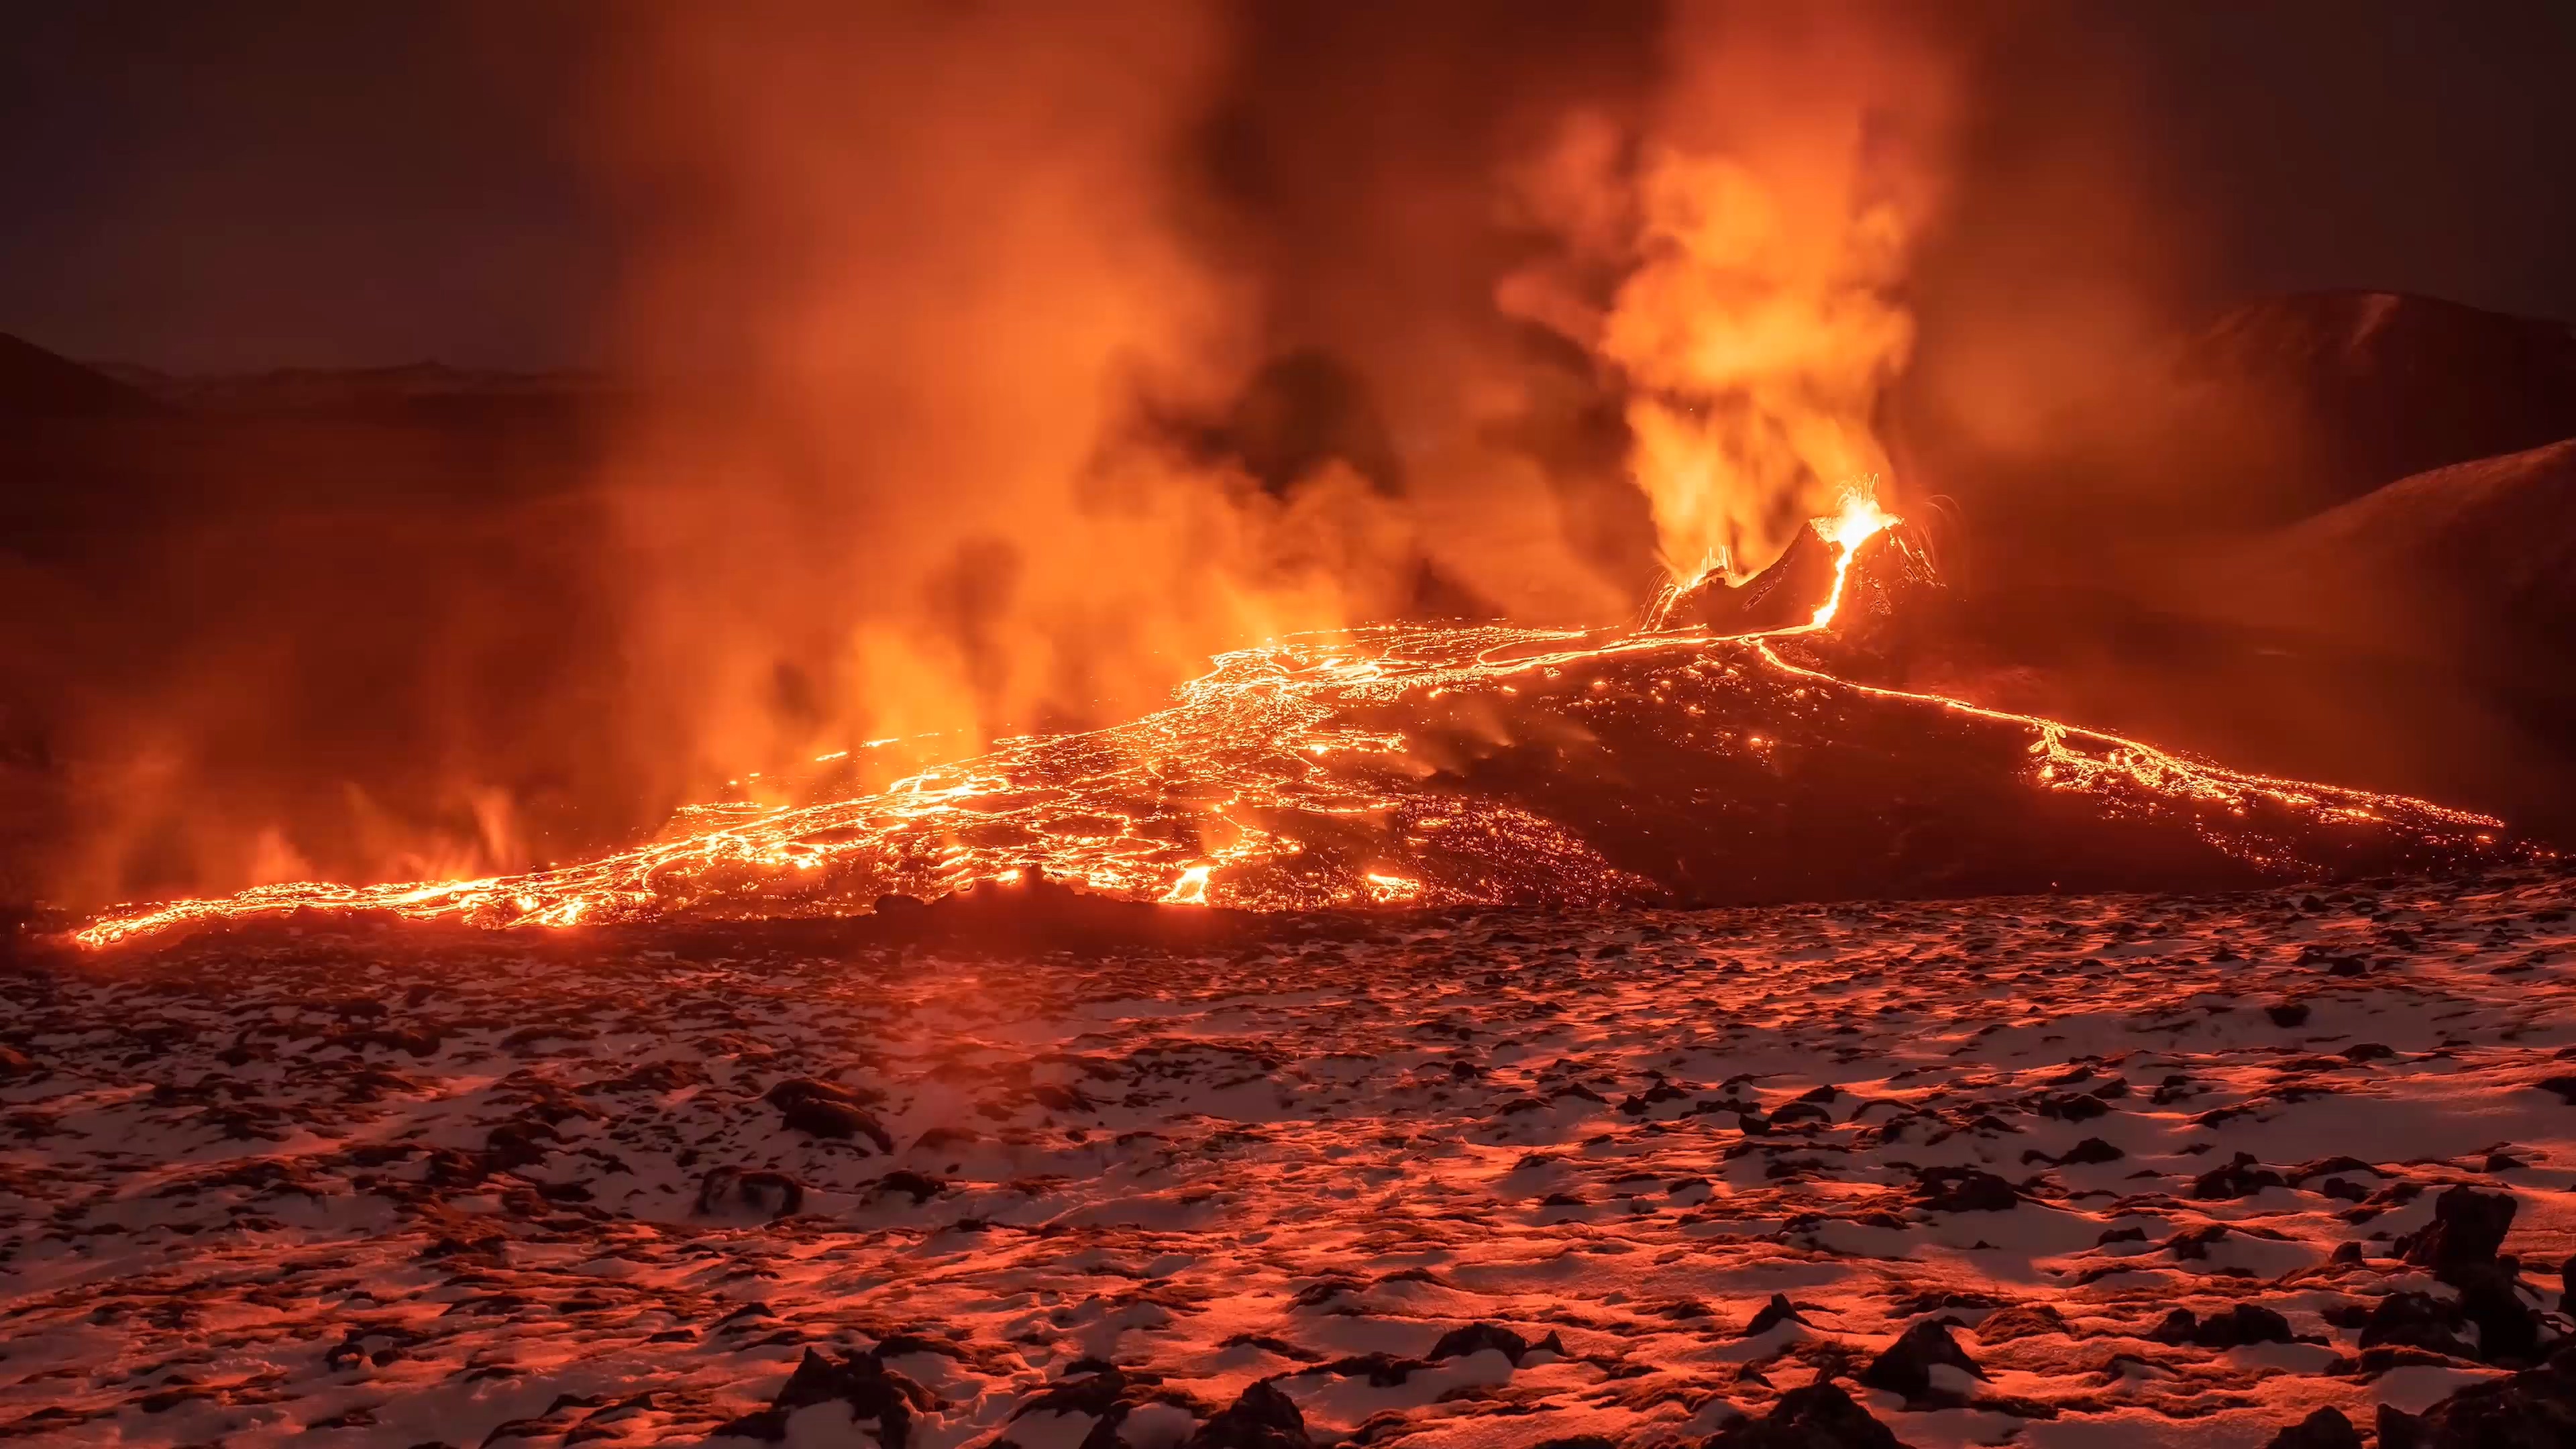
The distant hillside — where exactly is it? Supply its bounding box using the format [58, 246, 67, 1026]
[93, 360, 616, 413]
[0, 333, 162, 418]
[2233, 437, 2576, 661]
[1904, 290, 2576, 557]
[2177, 291, 2576, 509]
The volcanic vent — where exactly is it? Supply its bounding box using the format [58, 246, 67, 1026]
[77, 491, 2518, 947]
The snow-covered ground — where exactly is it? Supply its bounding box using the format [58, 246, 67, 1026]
[7, 869, 2576, 1447]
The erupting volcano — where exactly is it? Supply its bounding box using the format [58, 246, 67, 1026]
[74, 488, 2520, 950]
[17, 13, 2576, 1448]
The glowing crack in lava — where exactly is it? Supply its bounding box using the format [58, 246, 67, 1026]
[76, 489, 2513, 948]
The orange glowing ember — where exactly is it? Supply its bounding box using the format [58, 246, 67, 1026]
[72, 484, 2510, 949]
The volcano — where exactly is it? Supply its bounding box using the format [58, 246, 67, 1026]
[72, 493, 2526, 949]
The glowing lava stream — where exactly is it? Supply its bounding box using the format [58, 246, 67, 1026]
[1749, 491, 2496, 829]
[72, 488, 2502, 949]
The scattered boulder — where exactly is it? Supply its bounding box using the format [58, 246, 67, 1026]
[1184, 1379, 1309, 1449]
[2375, 1342, 2576, 1447]
[2357, 1292, 2471, 1357]
[765, 1078, 895, 1152]
[1011, 1364, 1148, 1424]
[2167, 1224, 2233, 1260]
[1860, 1320, 1985, 1401]
[869, 1170, 946, 1205]
[2382, 1188, 2550, 1363]
[1743, 1294, 1809, 1336]
[1426, 1322, 1564, 1365]
[2453, 1263, 2546, 1364]
[712, 1347, 936, 1446]
[2035, 1092, 2110, 1122]
[2149, 1303, 2298, 1349]
[1915, 1166, 2021, 1213]
[694, 1167, 806, 1221]
[481, 1120, 559, 1172]
[2399, 1186, 2516, 1282]
[2263, 1405, 2362, 1449]
[1974, 1304, 2070, 1344]
[2194, 1152, 2290, 1199]
[1704, 1380, 1904, 1449]
[1316, 1352, 1426, 1387]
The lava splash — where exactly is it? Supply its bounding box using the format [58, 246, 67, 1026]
[75, 492, 2519, 947]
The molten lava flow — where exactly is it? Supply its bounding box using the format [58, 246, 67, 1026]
[1795, 484, 1897, 631]
[74, 484, 2513, 949]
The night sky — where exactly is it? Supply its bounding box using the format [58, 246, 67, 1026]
[3, 0, 2573, 372]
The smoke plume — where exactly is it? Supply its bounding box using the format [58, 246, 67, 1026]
[1504, 5, 1958, 584]
[582, 1, 1437, 804]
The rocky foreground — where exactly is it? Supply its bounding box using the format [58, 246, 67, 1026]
[7, 871, 2576, 1448]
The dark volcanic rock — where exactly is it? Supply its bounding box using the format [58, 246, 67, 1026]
[28, 860, 2576, 1449]
[2358, 1292, 2471, 1357]
[2400, 1185, 2518, 1282]
[1704, 1380, 1904, 1448]
[2194, 1152, 2289, 1199]
[2379, 1187, 2547, 1363]
[870, 1169, 947, 1204]
[1972, 1304, 2068, 1344]
[777, 1348, 934, 1446]
[1743, 1294, 1809, 1336]
[1185, 1379, 1309, 1449]
[2376, 1343, 2576, 1448]
[2150, 1304, 2298, 1350]
[765, 1078, 894, 1152]
[2263, 1405, 2362, 1449]
[1011, 1364, 1140, 1421]
[694, 1167, 806, 1221]
[2056, 1136, 2125, 1165]
[1426, 1322, 1564, 1365]
[1914, 1167, 2020, 1213]
[2453, 1264, 2546, 1364]
[714, 1347, 934, 1446]
[1672, 527, 1841, 637]
[1859, 1320, 1985, 1401]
